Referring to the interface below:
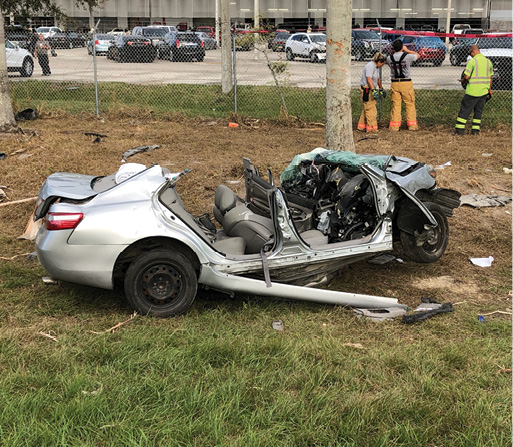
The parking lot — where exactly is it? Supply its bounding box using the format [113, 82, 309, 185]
[10, 45, 467, 90]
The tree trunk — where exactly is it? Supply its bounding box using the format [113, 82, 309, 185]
[325, 0, 355, 152]
[221, 0, 232, 93]
[0, 23, 18, 133]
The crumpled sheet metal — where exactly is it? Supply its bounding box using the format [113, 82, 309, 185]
[460, 194, 511, 208]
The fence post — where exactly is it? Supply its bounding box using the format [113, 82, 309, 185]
[233, 34, 237, 114]
[93, 19, 101, 116]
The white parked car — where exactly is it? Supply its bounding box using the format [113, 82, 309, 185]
[35, 26, 62, 39]
[6, 40, 34, 77]
[285, 32, 326, 63]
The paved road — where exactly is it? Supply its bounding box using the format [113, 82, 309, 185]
[11, 46, 466, 90]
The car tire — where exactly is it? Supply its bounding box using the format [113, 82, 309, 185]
[310, 51, 318, 63]
[286, 48, 294, 61]
[124, 250, 198, 317]
[400, 202, 449, 263]
[355, 49, 364, 61]
[449, 52, 461, 66]
[19, 57, 34, 77]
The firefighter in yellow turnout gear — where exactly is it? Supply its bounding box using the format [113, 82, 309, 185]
[386, 39, 420, 131]
[455, 44, 493, 135]
[357, 53, 387, 132]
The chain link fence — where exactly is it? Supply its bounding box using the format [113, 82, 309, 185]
[8, 31, 512, 128]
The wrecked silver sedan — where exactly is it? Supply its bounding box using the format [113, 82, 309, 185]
[33, 149, 460, 317]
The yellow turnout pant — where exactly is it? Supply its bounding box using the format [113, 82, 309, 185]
[389, 80, 418, 131]
[357, 90, 378, 132]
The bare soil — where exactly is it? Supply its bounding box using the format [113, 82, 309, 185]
[1, 115, 511, 311]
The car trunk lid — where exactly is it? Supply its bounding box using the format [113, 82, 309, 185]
[34, 172, 98, 220]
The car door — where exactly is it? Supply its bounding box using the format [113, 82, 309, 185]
[299, 35, 310, 56]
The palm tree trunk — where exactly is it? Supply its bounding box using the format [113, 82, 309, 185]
[0, 23, 18, 133]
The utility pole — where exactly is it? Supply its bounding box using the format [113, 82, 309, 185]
[221, 0, 232, 93]
[445, 0, 452, 46]
[325, 0, 355, 152]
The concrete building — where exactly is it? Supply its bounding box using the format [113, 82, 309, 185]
[9, 0, 513, 32]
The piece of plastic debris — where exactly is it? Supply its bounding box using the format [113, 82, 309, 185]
[470, 256, 494, 267]
[353, 307, 407, 321]
[402, 303, 454, 324]
[478, 315, 486, 323]
[481, 153, 493, 157]
[503, 167, 513, 174]
[0, 153, 5, 160]
[368, 254, 396, 265]
[415, 302, 442, 311]
[435, 161, 451, 170]
[26, 252, 37, 261]
[14, 108, 38, 121]
[228, 122, 239, 128]
[122, 144, 159, 160]
[460, 194, 511, 208]
[271, 320, 284, 330]
[342, 342, 364, 349]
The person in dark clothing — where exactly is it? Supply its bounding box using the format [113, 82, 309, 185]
[34, 34, 51, 76]
[27, 29, 38, 56]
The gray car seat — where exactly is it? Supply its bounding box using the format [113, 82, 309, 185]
[214, 185, 274, 254]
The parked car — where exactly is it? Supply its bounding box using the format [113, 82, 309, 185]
[35, 26, 62, 39]
[385, 36, 446, 66]
[268, 31, 290, 52]
[5, 40, 34, 77]
[450, 36, 512, 66]
[131, 26, 169, 46]
[195, 26, 215, 38]
[32, 151, 460, 317]
[107, 28, 128, 36]
[159, 32, 205, 61]
[285, 32, 326, 63]
[48, 31, 87, 49]
[351, 29, 382, 60]
[107, 35, 157, 63]
[195, 32, 217, 50]
[5, 26, 30, 49]
[87, 34, 114, 55]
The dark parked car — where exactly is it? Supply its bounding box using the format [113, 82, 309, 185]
[107, 35, 157, 63]
[268, 32, 290, 52]
[159, 32, 205, 62]
[385, 36, 446, 66]
[450, 36, 512, 66]
[351, 29, 382, 60]
[48, 31, 87, 49]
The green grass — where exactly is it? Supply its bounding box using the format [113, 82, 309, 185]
[0, 261, 511, 446]
[10, 81, 512, 126]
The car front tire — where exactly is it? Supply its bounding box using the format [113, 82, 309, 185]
[286, 48, 294, 61]
[20, 57, 34, 77]
[124, 250, 198, 317]
[449, 52, 461, 66]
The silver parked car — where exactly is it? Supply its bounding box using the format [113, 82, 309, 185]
[195, 31, 217, 50]
[33, 150, 460, 317]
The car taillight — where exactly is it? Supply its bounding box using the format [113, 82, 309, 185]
[200, 40, 204, 48]
[45, 212, 84, 231]
[145, 41, 149, 45]
[128, 41, 133, 45]
[176, 39, 180, 48]
[95, 40, 99, 44]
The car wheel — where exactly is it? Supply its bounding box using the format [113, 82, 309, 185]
[400, 202, 449, 263]
[124, 250, 198, 317]
[286, 48, 294, 61]
[355, 49, 364, 61]
[449, 52, 460, 66]
[310, 51, 318, 63]
[19, 57, 34, 77]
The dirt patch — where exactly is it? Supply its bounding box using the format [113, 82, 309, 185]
[0, 115, 511, 309]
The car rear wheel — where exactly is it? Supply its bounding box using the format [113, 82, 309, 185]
[400, 202, 449, 263]
[124, 250, 198, 317]
[286, 48, 294, 61]
[20, 57, 34, 77]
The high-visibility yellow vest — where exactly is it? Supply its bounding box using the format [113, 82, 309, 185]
[464, 53, 494, 97]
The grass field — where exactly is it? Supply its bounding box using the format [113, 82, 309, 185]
[9, 81, 513, 127]
[0, 114, 511, 446]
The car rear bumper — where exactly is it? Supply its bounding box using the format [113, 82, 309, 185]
[36, 227, 126, 290]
